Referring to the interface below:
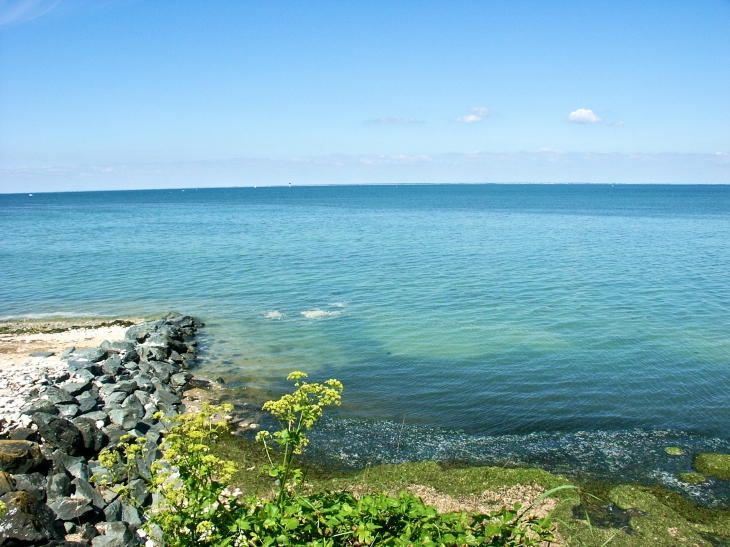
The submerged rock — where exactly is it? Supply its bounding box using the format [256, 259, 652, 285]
[694, 453, 730, 481]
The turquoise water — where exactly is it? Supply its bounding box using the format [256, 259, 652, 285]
[2, 184, 730, 499]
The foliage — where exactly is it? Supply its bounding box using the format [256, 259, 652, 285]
[107, 373, 561, 546]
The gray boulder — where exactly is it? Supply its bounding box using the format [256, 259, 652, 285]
[32, 413, 84, 456]
[0, 491, 60, 544]
[49, 496, 94, 520]
[46, 472, 72, 501]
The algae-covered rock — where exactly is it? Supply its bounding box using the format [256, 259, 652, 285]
[0, 440, 44, 473]
[694, 453, 730, 480]
[678, 472, 707, 484]
[665, 446, 683, 456]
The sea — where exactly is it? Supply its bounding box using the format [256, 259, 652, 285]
[2, 184, 730, 504]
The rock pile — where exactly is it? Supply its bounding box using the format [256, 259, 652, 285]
[0, 312, 204, 546]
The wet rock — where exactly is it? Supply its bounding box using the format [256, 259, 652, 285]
[49, 496, 94, 520]
[0, 440, 44, 473]
[0, 490, 60, 544]
[33, 413, 84, 456]
[46, 472, 72, 501]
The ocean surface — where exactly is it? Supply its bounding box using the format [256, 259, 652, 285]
[2, 184, 730, 503]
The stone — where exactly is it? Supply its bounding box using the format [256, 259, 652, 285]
[152, 385, 181, 406]
[95, 374, 115, 384]
[59, 347, 76, 359]
[125, 321, 162, 342]
[46, 472, 72, 501]
[33, 413, 84, 456]
[12, 472, 46, 501]
[61, 378, 91, 396]
[92, 521, 135, 547]
[64, 521, 77, 534]
[128, 478, 150, 506]
[29, 351, 54, 358]
[76, 391, 100, 413]
[49, 496, 94, 520]
[133, 390, 151, 406]
[0, 440, 44, 473]
[9, 427, 40, 442]
[145, 333, 172, 348]
[169, 350, 183, 363]
[0, 491, 60, 544]
[134, 375, 153, 392]
[694, 453, 730, 480]
[137, 345, 168, 362]
[0, 471, 15, 495]
[79, 410, 109, 424]
[71, 347, 108, 363]
[111, 340, 135, 353]
[42, 386, 76, 405]
[72, 477, 106, 509]
[103, 426, 128, 447]
[56, 403, 80, 418]
[120, 349, 138, 364]
[189, 378, 211, 389]
[72, 417, 109, 454]
[100, 380, 137, 396]
[21, 398, 59, 416]
[103, 498, 122, 521]
[170, 371, 193, 387]
[121, 502, 142, 532]
[108, 407, 142, 430]
[122, 361, 138, 372]
[102, 391, 128, 407]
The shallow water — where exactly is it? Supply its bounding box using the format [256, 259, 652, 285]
[2, 184, 729, 501]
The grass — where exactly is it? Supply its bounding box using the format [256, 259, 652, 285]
[212, 434, 730, 546]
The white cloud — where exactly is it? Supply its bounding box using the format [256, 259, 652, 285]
[457, 114, 482, 123]
[568, 108, 603, 123]
[457, 106, 490, 123]
[0, 0, 60, 26]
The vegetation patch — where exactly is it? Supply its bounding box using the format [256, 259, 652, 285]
[695, 453, 730, 481]
[678, 472, 707, 485]
[665, 447, 683, 456]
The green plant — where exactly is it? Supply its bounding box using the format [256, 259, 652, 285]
[109, 372, 562, 546]
[255, 371, 343, 507]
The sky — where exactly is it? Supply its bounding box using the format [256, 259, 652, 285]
[1, 0, 729, 192]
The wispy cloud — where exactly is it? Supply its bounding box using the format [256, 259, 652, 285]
[457, 106, 490, 123]
[0, 0, 60, 26]
[610, 120, 625, 127]
[568, 108, 603, 123]
[369, 117, 420, 124]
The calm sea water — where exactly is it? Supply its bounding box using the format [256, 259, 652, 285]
[2, 185, 730, 501]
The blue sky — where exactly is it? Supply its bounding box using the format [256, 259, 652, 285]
[1, 0, 729, 191]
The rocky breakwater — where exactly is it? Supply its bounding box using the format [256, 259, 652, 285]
[0, 312, 204, 546]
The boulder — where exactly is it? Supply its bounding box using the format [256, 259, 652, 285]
[110, 340, 135, 353]
[21, 399, 59, 416]
[108, 407, 142, 430]
[120, 349, 138, 364]
[0, 490, 60, 545]
[46, 472, 72, 501]
[71, 347, 108, 363]
[32, 413, 84, 456]
[9, 427, 40, 442]
[76, 391, 100, 413]
[103, 498, 122, 522]
[59, 346, 76, 359]
[124, 321, 161, 343]
[11, 472, 46, 501]
[0, 471, 15, 496]
[61, 378, 91, 396]
[56, 403, 80, 419]
[49, 496, 94, 521]
[170, 371, 193, 387]
[51, 451, 89, 481]
[72, 417, 109, 454]
[29, 351, 54, 358]
[92, 521, 135, 547]
[41, 386, 76, 405]
[72, 477, 106, 509]
[0, 440, 44, 473]
[137, 345, 167, 362]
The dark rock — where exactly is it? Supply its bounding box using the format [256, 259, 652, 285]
[215, 377, 225, 384]
[29, 351, 55, 358]
[100, 380, 137, 397]
[124, 321, 161, 343]
[9, 427, 40, 442]
[170, 371, 192, 387]
[64, 521, 76, 534]
[151, 385, 181, 406]
[59, 347, 76, 359]
[93, 521, 134, 547]
[103, 426, 127, 447]
[61, 378, 91, 396]
[79, 411, 109, 425]
[0, 440, 44, 473]
[133, 390, 151, 406]
[72, 477, 106, 509]
[145, 333, 172, 348]
[42, 386, 76, 405]
[78, 522, 99, 541]
[46, 472, 72, 501]
[76, 391, 100, 413]
[121, 502, 142, 532]
[120, 349, 138, 364]
[72, 418, 109, 454]
[127, 478, 150, 506]
[33, 413, 84, 456]
[49, 496, 94, 520]
[169, 350, 183, 363]
[71, 347, 108, 363]
[21, 398, 59, 416]
[12, 472, 46, 501]
[95, 374, 115, 384]
[0, 470, 15, 495]
[102, 391, 127, 407]
[108, 407, 142, 430]
[111, 340, 135, 353]
[51, 451, 89, 480]
[56, 403, 80, 418]
[122, 361, 138, 372]
[0, 490, 60, 544]
[137, 345, 168, 362]
[67, 361, 103, 378]
[103, 498, 122, 522]
[189, 378, 211, 389]
[134, 375, 153, 392]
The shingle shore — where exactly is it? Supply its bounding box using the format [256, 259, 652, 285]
[0, 312, 207, 547]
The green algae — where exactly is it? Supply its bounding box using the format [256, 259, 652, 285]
[695, 453, 730, 481]
[665, 447, 684, 456]
[678, 472, 707, 485]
